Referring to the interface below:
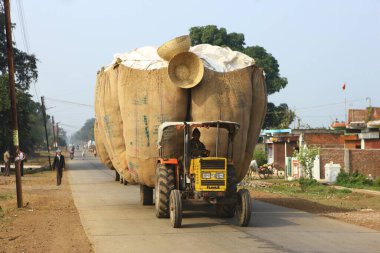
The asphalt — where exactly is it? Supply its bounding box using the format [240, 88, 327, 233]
[67, 155, 380, 253]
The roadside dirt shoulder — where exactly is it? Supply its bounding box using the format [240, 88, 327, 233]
[251, 190, 380, 231]
[0, 170, 93, 253]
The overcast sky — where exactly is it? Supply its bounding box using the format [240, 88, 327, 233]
[9, 0, 380, 136]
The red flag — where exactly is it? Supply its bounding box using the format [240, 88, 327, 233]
[342, 83, 346, 90]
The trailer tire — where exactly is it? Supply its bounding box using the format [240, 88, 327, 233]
[140, 184, 153, 205]
[169, 190, 182, 228]
[115, 170, 120, 182]
[236, 189, 252, 227]
[155, 163, 175, 218]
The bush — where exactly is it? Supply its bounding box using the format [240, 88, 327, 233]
[336, 171, 373, 187]
[374, 177, 380, 187]
[299, 177, 319, 192]
[253, 149, 267, 167]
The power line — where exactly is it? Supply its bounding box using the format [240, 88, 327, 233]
[45, 97, 94, 108]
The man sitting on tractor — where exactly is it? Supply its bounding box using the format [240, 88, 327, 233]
[190, 128, 210, 157]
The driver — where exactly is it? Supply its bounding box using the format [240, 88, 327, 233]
[190, 128, 210, 157]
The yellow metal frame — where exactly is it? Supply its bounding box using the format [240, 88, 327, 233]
[190, 157, 227, 192]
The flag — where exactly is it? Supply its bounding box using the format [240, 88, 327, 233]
[342, 83, 346, 91]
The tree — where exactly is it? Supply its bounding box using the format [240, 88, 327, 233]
[190, 25, 287, 95]
[189, 25, 293, 128]
[0, 9, 38, 90]
[72, 118, 95, 143]
[0, 6, 43, 155]
[294, 145, 319, 179]
[263, 103, 295, 129]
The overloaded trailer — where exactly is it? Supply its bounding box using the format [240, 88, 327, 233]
[94, 35, 267, 227]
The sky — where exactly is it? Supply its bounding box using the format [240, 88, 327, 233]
[9, 0, 380, 136]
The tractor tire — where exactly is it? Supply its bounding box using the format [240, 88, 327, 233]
[155, 163, 175, 218]
[235, 189, 252, 227]
[123, 179, 128, 185]
[215, 203, 236, 218]
[169, 189, 182, 228]
[140, 184, 153, 205]
[115, 171, 120, 182]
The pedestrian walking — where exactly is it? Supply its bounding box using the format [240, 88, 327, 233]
[3, 148, 11, 176]
[81, 150, 85, 160]
[18, 150, 26, 176]
[52, 149, 65, 186]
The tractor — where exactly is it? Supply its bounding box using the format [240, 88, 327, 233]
[154, 121, 252, 228]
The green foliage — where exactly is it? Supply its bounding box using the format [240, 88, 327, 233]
[336, 171, 373, 188]
[189, 25, 287, 95]
[374, 177, 380, 187]
[299, 177, 319, 192]
[71, 118, 95, 143]
[0, 8, 38, 90]
[0, 6, 49, 156]
[294, 145, 319, 179]
[263, 103, 295, 129]
[189, 25, 293, 129]
[253, 149, 267, 167]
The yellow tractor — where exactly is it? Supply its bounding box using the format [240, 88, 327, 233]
[155, 121, 251, 228]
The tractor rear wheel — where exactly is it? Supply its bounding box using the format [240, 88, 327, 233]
[169, 190, 182, 228]
[140, 184, 153, 205]
[155, 163, 175, 218]
[235, 189, 252, 227]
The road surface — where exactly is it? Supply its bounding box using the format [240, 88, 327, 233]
[67, 155, 380, 253]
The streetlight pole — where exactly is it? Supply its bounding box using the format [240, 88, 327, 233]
[4, 0, 23, 208]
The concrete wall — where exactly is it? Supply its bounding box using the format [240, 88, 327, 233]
[320, 148, 380, 179]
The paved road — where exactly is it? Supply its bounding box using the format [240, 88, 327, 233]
[67, 156, 380, 253]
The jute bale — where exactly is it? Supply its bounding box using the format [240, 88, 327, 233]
[238, 67, 267, 181]
[191, 66, 266, 183]
[94, 119, 113, 169]
[94, 70, 116, 166]
[96, 67, 136, 183]
[117, 65, 188, 187]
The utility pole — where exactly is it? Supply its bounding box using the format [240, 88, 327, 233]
[52, 116, 56, 149]
[56, 122, 59, 147]
[41, 96, 52, 169]
[4, 0, 23, 208]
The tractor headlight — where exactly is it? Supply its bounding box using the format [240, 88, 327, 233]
[215, 172, 225, 179]
[202, 172, 211, 179]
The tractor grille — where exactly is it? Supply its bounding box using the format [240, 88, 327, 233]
[201, 180, 225, 186]
[200, 159, 225, 170]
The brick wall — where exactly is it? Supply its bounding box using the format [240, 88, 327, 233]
[350, 149, 380, 178]
[304, 133, 344, 148]
[320, 148, 345, 178]
[319, 148, 380, 179]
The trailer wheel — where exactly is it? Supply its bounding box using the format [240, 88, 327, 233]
[216, 203, 236, 218]
[115, 170, 120, 182]
[140, 184, 153, 205]
[235, 189, 252, 227]
[155, 163, 175, 218]
[169, 190, 182, 228]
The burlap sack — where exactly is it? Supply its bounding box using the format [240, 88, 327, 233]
[94, 119, 113, 169]
[96, 67, 135, 183]
[94, 70, 116, 166]
[117, 65, 188, 187]
[238, 67, 267, 181]
[191, 66, 267, 182]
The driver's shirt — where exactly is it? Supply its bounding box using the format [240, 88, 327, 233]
[190, 138, 206, 156]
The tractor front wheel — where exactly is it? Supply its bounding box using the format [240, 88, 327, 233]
[155, 164, 175, 218]
[235, 189, 252, 227]
[169, 189, 182, 228]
